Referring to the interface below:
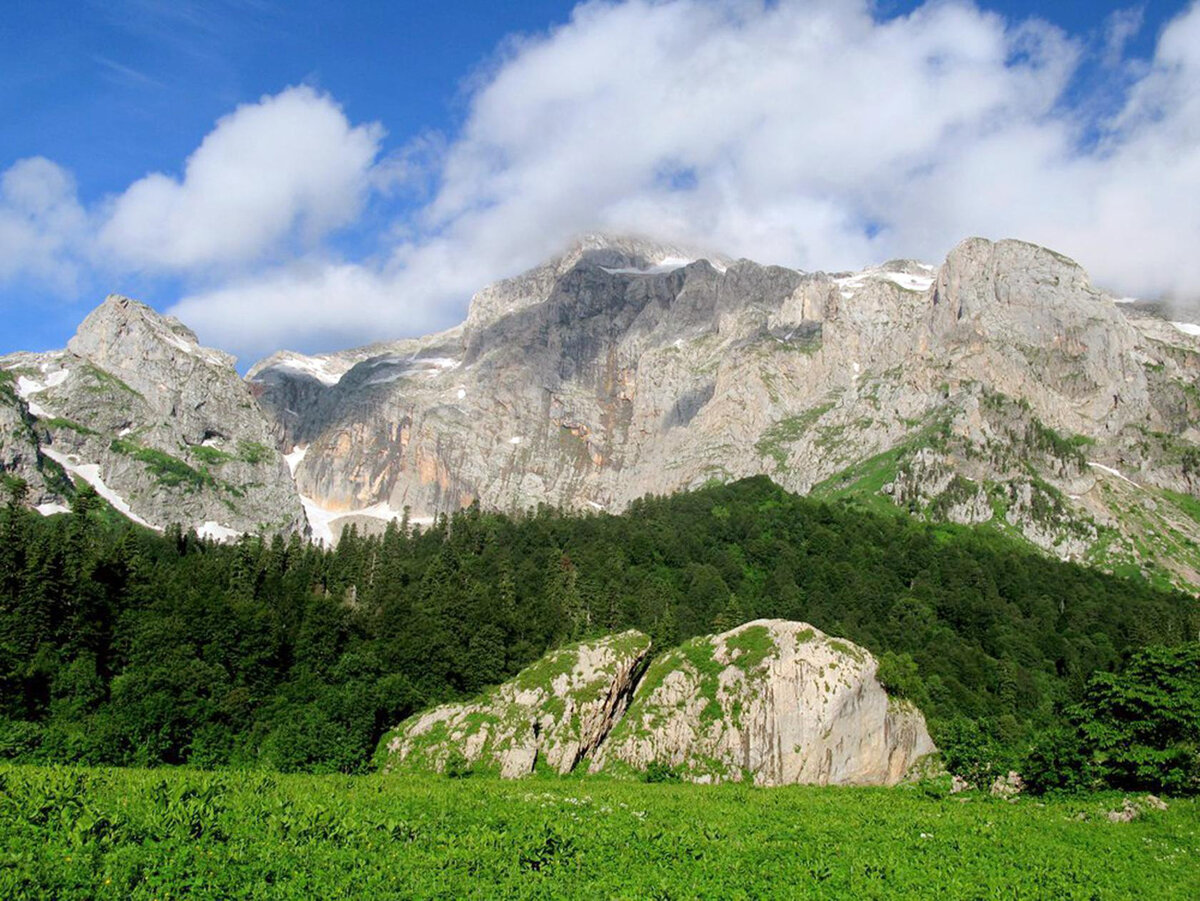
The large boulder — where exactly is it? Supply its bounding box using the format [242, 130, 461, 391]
[590, 620, 935, 786]
[379, 620, 936, 786]
[381, 630, 652, 778]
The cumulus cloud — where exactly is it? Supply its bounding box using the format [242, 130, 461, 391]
[0, 157, 87, 291]
[8, 1, 1200, 361]
[98, 85, 383, 271]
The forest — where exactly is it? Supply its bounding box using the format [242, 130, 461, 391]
[1, 473, 1197, 790]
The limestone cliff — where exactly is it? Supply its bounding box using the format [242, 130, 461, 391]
[7, 233, 1200, 587]
[251, 235, 1200, 590]
[381, 631, 652, 778]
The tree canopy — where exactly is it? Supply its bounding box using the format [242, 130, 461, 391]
[1, 475, 1196, 776]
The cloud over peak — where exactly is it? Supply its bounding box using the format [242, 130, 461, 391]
[4, 1, 1200, 362]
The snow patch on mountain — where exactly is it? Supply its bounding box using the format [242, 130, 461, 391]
[300, 495, 336, 546]
[41, 448, 157, 529]
[284, 445, 308, 476]
[196, 521, 242, 542]
[1088, 461, 1138, 486]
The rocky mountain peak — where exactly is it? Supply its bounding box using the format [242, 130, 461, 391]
[9, 231, 1200, 590]
[68, 293, 235, 378]
[2, 292, 304, 537]
[463, 233, 729, 336]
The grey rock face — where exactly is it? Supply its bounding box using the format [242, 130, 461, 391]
[0, 373, 62, 507]
[0, 295, 304, 536]
[592, 620, 936, 786]
[249, 234, 1200, 587]
[382, 631, 652, 778]
[379, 621, 935, 786]
[7, 232, 1200, 587]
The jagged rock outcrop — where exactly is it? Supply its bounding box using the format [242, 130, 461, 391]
[0, 295, 304, 536]
[379, 621, 936, 786]
[382, 631, 652, 778]
[591, 620, 935, 786]
[250, 234, 1200, 590]
[0, 373, 63, 509]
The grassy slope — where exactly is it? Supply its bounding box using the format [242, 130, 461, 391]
[2, 765, 1196, 899]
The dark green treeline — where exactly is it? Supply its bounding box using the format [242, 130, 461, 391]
[1, 475, 1196, 773]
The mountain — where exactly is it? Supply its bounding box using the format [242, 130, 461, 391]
[249, 234, 1200, 591]
[5, 234, 1200, 591]
[380, 620, 936, 786]
[0, 295, 303, 536]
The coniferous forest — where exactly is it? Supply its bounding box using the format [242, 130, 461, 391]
[1, 475, 1197, 789]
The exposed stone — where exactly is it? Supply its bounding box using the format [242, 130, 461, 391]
[245, 234, 1200, 589]
[991, 770, 1025, 798]
[591, 620, 936, 786]
[381, 631, 652, 778]
[0, 295, 304, 536]
[380, 621, 936, 787]
[1144, 794, 1169, 811]
[1107, 799, 1141, 823]
[7, 232, 1200, 590]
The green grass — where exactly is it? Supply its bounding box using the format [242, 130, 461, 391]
[37, 417, 98, 436]
[1160, 488, 1200, 528]
[110, 439, 213, 492]
[755, 402, 835, 469]
[237, 440, 273, 465]
[810, 443, 908, 514]
[191, 445, 234, 466]
[0, 764, 1196, 899]
[724, 624, 774, 671]
[79, 364, 141, 398]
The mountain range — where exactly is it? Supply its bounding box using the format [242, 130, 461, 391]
[4, 234, 1200, 592]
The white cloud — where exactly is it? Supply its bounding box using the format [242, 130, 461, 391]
[97, 84, 383, 270]
[9, 1, 1200, 361]
[169, 260, 449, 356]
[375, 0, 1197, 314]
[0, 157, 87, 291]
[1103, 6, 1145, 68]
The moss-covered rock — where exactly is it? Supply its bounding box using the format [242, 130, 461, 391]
[590, 620, 936, 786]
[380, 630, 651, 778]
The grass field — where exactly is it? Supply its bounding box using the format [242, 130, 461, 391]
[1, 765, 1197, 899]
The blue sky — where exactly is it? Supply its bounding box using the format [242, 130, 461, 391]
[2, 0, 1198, 364]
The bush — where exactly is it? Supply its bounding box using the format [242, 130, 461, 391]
[0, 718, 43, 759]
[1021, 726, 1095, 795]
[936, 718, 1008, 790]
[641, 761, 681, 783]
[1079, 644, 1200, 795]
[876, 651, 927, 706]
[1022, 644, 1200, 796]
[443, 751, 474, 779]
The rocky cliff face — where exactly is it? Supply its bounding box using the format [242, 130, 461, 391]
[250, 235, 1200, 590]
[379, 621, 935, 786]
[381, 631, 652, 778]
[0, 295, 304, 536]
[7, 234, 1200, 585]
[592, 620, 935, 786]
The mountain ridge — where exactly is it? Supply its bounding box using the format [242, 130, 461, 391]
[5, 234, 1200, 591]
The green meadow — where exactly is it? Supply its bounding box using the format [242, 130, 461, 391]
[2, 765, 1196, 900]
